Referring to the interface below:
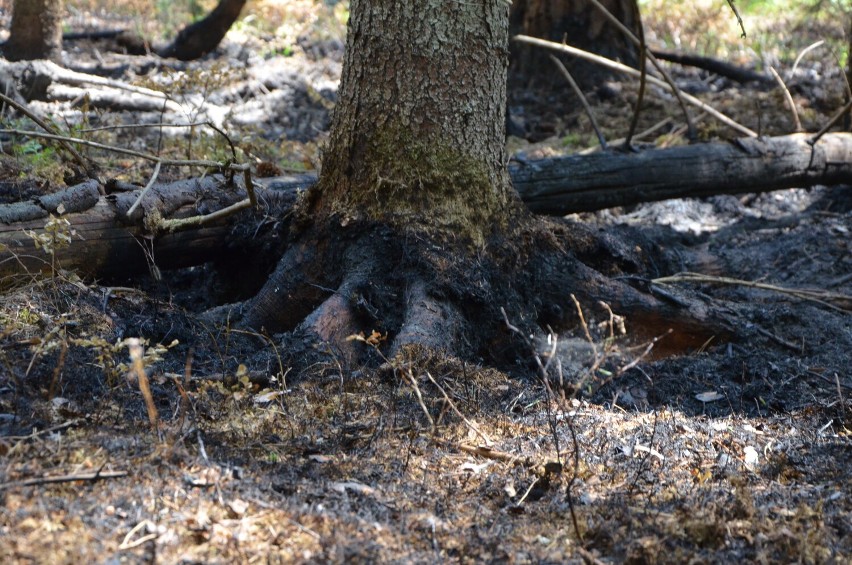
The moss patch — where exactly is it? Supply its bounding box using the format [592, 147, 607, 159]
[319, 123, 512, 247]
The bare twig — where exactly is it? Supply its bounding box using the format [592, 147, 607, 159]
[158, 197, 253, 232]
[500, 306, 583, 541]
[584, 0, 696, 139]
[425, 371, 493, 446]
[810, 98, 852, 145]
[119, 520, 158, 550]
[404, 368, 435, 430]
[724, 0, 748, 38]
[576, 545, 608, 565]
[550, 55, 607, 150]
[652, 272, 852, 313]
[0, 92, 93, 176]
[792, 40, 825, 76]
[807, 370, 852, 391]
[0, 469, 127, 490]
[1, 127, 252, 223]
[625, 37, 647, 148]
[432, 438, 529, 465]
[0, 129, 233, 169]
[769, 66, 802, 132]
[127, 161, 162, 216]
[3, 418, 84, 441]
[128, 338, 160, 436]
[583, 117, 675, 152]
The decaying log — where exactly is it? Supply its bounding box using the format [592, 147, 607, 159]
[0, 133, 848, 281]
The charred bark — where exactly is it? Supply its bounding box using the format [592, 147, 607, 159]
[513, 133, 852, 214]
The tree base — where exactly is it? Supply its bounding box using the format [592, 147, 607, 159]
[236, 214, 737, 371]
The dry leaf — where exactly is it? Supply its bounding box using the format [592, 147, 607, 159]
[695, 391, 724, 403]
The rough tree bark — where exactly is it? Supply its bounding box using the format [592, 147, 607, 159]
[240, 0, 519, 354]
[3, 0, 64, 62]
[157, 0, 248, 61]
[236, 0, 735, 364]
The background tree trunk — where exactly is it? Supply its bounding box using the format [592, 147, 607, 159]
[3, 0, 64, 62]
[508, 0, 642, 139]
[158, 0, 247, 60]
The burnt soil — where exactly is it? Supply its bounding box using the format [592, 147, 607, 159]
[1, 3, 851, 564]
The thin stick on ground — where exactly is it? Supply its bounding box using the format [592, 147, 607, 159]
[0, 469, 127, 490]
[431, 437, 529, 465]
[403, 367, 435, 430]
[651, 272, 852, 313]
[3, 418, 84, 441]
[424, 371, 493, 446]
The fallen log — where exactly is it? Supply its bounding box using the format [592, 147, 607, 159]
[0, 132, 848, 281]
[0, 175, 300, 281]
[512, 133, 852, 214]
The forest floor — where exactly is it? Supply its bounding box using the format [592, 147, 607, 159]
[0, 1, 850, 563]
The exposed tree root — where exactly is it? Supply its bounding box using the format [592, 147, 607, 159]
[239, 236, 332, 333]
[393, 280, 466, 356]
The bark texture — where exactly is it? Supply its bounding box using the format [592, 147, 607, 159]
[514, 133, 852, 214]
[0, 177, 296, 281]
[4, 0, 64, 62]
[311, 0, 515, 244]
[232, 0, 763, 363]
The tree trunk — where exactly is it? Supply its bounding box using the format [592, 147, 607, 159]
[3, 0, 64, 62]
[240, 0, 520, 352]
[157, 0, 247, 61]
[310, 0, 515, 242]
